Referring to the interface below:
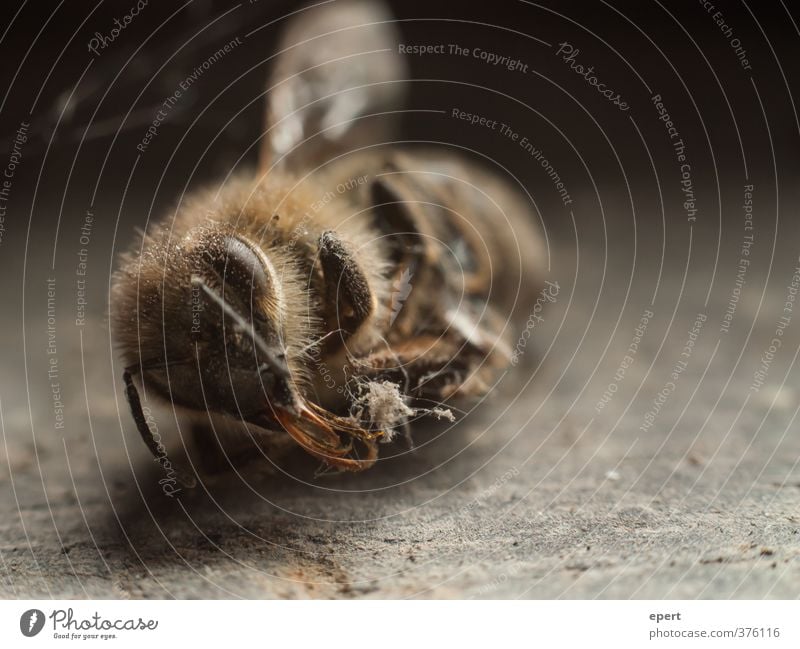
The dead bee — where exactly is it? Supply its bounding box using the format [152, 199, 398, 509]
[112, 0, 547, 483]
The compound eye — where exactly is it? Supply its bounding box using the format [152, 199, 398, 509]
[212, 236, 272, 321]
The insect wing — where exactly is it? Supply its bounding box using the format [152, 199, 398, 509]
[261, 0, 407, 172]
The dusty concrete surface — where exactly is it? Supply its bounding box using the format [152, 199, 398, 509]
[2, 229, 798, 599]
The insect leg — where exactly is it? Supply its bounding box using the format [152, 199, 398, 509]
[274, 408, 379, 472]
[318, 231, 375, 347]
[352, 334, 500, 402]
[123, 366, 197, 488]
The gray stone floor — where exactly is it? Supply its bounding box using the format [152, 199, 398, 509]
[1, 217, 799, 599]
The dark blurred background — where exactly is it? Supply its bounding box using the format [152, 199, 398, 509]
[1, 0, 798, 247]
[2, 0, 799, 325]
